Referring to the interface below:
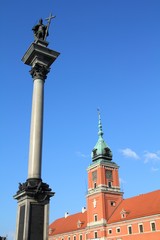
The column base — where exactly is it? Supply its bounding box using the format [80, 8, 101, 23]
[14, 179, 54, 240]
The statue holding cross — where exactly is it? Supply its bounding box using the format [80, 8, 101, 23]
[32, 13, 56, 42]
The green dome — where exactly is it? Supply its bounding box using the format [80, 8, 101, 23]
[91, 112, 112, 161]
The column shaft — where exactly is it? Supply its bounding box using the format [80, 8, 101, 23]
[28, 78, 44, 179]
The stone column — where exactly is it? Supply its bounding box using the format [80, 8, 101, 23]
[14, 41, 60, 240]
[28, 64, 48, 179]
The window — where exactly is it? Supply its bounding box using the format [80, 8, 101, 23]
[94, 214, 98, 222]
[139, 224, 143, 233]
[94, 182, 97, 188]
[128, 226, 132, 234]
[116, 227, 121, 233]
[108, 229, 112, 234]
[94, 232, 98, 239]
[111, 201, 115, 206]
[93, 149, 97, 157]
[79, 235, 82, 240]
[108, 181, 112, 188]
[74, 236, 76, 240]
[151, 221, 156, 231]
[120, 209, 127, 219]
[77, 220, 82, 228]
[68, 237, 70, 240]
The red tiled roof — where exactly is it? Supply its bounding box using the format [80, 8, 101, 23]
[49, 190, 160, 236]
[108, 190, 160, 223]
[49, 211, 87, 236]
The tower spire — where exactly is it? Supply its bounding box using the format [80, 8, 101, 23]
[91, 110, 112, 161]
[97, 109, 103, 138]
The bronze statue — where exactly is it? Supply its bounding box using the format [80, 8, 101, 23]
[32, 13, 56, 42]
[32, 18, 48, 41]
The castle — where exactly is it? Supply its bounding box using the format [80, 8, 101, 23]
[49, 113, 160, 240]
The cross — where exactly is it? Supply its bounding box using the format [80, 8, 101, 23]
[44, 13, 56, 40]
[45, 13, 56, 25]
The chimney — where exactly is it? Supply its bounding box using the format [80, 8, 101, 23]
[65, 212, 69, 218]
[82, 207, 86, 213]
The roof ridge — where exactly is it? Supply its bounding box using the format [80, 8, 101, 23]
[123, 189, 160, 201]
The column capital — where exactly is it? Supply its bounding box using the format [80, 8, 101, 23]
[30, 63, 50, 80]
[22, 42, 60, 72]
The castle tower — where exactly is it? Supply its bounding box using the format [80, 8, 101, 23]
[86, 112, 123, 239]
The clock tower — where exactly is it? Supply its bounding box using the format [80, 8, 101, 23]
[86, 112, 123, 239]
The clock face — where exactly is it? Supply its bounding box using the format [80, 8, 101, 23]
[106, 170, 112, 179]
[92, 171, 97, 181]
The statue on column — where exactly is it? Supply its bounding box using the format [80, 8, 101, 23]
[32, 19, 48, 41]
[32, 14, 56, 42]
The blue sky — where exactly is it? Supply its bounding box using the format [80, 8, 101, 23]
[1, 0, 160, 239]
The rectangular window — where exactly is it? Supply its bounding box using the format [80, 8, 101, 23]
[139, 224, 143, 233]
[79, 235, 82, 240]
[94, 214, 98, 222]
[116, 227, 121, 233]
[94, 232, 98, 239]
[94, 182, 97, 188]
[108, 181, 112, 188]
[108, 229, 112, 234]
[74, 236, 76, 240]
[151, 222, 156, 231]
[128, 226, 132, 234]
[68, 237, 70, 240]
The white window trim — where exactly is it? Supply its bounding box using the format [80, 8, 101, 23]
[94, 231, 98, 239]
[108, 229, 112, 234]
[127, 225, 132, 235]
[150, 221, 156, 231]
[116, 227, 121, 233]
[79, 234, 82, 240]
[138, 223, 144, 233]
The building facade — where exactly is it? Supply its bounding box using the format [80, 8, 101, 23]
[49, 114, 160, 240]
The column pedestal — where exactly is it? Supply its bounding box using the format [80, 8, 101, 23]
[14, 179, 54, 240]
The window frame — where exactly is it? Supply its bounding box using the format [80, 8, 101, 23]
[94, 182, 97, 188]
[94, 231, 98, 239]
[108, 229, 112, 234]
[116, 227, 121, 233]
[79, 234, 82, 240]
[94, 214, 98, 222]
[108, 181, 112, 188]
[128, 225, 132, 235]
[138, 223, 144, 233]
[150, 221, 156, 232]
